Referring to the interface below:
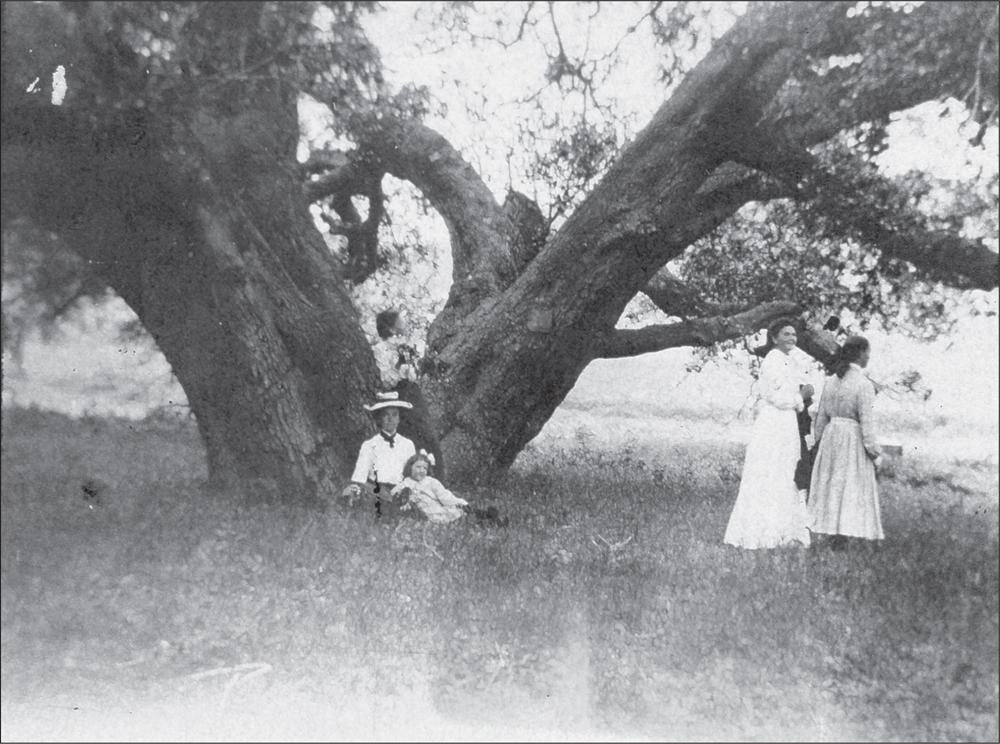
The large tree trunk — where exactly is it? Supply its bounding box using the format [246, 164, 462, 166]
[353, 1, 998, 482]
[2, 85, 378, 502]
[4, 1, 997, 497]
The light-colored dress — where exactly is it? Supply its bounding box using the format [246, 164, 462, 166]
[808, 364, 883, 540]
[393, 476, 468, 524]
[724, 349, 812, 549]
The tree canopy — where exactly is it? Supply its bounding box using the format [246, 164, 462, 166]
[2, 1, 998, 497]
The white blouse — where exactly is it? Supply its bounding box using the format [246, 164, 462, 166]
[349, 431, 416, 486]
[757, 349, 807, 412]
[373, 339, 418, 387]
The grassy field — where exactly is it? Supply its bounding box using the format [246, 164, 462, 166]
[1, 404, 997, 742]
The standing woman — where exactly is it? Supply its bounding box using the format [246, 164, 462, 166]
[808, 336, 883, 549]
[724, 319, 814, 549]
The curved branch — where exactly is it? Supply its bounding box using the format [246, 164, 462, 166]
[638, 272, 840, 367]
[375, 119, 512, 286]
[641, 269, 747, 319]
[595, 301, 802, 360]
[304, 119, 515, 298]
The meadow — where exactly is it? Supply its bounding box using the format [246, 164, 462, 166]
[1, 397, 997, 742]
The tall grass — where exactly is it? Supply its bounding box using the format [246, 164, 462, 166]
[1, 406, 997, 741]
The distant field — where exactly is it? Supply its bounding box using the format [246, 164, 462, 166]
[3, 298, 996, 468]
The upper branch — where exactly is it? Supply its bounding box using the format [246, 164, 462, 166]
[641, 268, 749, 319]
[764, 2, 999, 151]
[553, 1, 997, 290]
[304, 117, 546, 301]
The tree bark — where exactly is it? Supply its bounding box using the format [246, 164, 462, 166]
[2, 89, 378, 502]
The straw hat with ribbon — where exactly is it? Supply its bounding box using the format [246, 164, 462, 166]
[362, 391, 413, 412]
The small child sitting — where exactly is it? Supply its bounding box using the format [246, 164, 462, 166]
[391, 451, 468, 524]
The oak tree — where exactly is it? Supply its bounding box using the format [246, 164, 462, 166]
[2, 1, 997, 497]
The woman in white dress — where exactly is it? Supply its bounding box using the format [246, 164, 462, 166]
[808, 336, 883, 550]
[724, 320, 814, 549]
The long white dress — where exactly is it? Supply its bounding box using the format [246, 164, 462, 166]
[807, 365, 883, 540]
[724, 349, 811, 549]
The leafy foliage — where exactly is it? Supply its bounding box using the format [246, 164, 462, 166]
[3, 1, 996, 355]
[531, 119, 623, 229]
[671, 112, 998, 352]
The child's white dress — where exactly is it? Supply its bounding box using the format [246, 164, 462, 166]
[394, 476, 468, 524]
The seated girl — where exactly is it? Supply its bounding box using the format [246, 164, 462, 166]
[391, 451, 468, 523]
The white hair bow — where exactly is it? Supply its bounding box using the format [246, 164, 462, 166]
[419, 449, 436, 465]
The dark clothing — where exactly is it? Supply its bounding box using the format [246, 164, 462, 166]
[353, 479, 408, 520]
[794, 395, 814, 492]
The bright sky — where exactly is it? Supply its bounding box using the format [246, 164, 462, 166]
[359, 4, 999, 205]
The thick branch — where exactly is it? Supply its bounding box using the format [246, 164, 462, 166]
[765, 2, 999, 150]
[641, 269, 747, 319]
[376, 119, 524, 292]
[661, 168, 793, 251]
[582, 1, 997, 289]
[796, 325, 839, 367]
[638, 273, 840, 367]
[302, 120, 517, 298]
[875, 228, 998, 292]
[595, 301, 802, 360]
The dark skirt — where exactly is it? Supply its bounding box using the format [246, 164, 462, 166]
[354, 480, 407, 520]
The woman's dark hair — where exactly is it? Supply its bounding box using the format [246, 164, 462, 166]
[376, 309, 400, 340]
[827, 335, 870, 378]
[766, 317, 798, 346]
[402, 452, 434, 479]
[753, 317, 798, 357]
